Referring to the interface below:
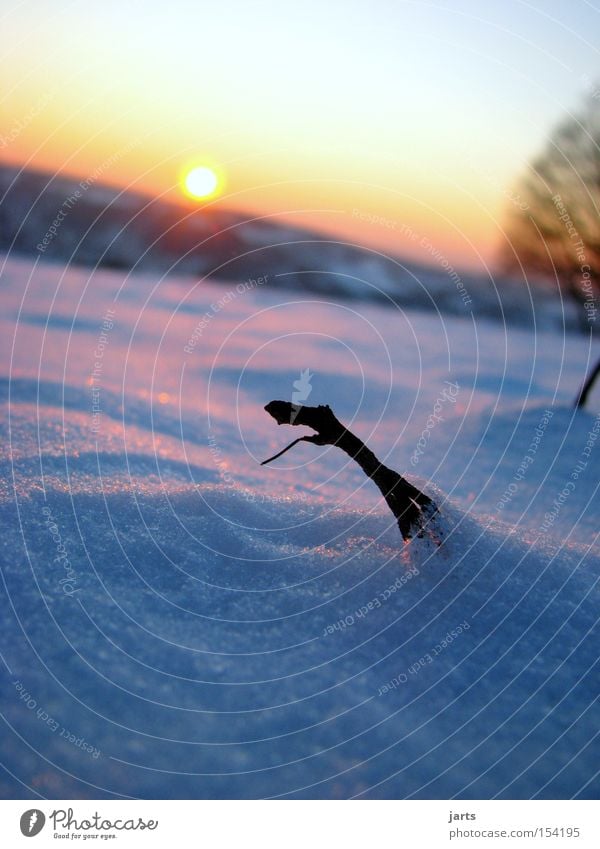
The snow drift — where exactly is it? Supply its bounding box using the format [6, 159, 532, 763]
[0, 253, 598, 799]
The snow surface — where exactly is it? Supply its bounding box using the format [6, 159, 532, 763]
[0, 253, 599, 800]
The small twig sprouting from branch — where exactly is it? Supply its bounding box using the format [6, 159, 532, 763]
[261, 436, 312, 465]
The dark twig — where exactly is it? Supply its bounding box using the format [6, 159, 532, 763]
[262, 401, 438, 542]
[261, 436, 313, 465]
[575, 355, 600, 409]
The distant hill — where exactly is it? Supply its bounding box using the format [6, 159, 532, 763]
[0, 164, 576, 330]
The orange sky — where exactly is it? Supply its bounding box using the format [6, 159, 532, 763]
[3, 0, 600, 273]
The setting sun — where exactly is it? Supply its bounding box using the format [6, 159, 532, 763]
[182, 165, 221, 200]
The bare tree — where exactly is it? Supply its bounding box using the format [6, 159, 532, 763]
[500, 92, 600, 406]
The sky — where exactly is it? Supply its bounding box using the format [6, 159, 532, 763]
[2, 0, 600, 272]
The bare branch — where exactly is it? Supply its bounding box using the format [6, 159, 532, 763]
[262, 401, 439, 543]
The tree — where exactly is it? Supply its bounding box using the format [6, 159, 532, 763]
[500, 92, 599, 406]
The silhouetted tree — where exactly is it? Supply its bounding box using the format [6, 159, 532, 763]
[500, 92, 600, 407]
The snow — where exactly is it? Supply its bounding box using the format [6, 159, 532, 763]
[0, 253, 598, 800]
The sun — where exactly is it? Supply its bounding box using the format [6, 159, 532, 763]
[182, 165, 221, 201]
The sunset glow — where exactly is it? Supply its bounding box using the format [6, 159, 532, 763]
[182, 165, 221, 201]
[2, 1, 600, 272]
